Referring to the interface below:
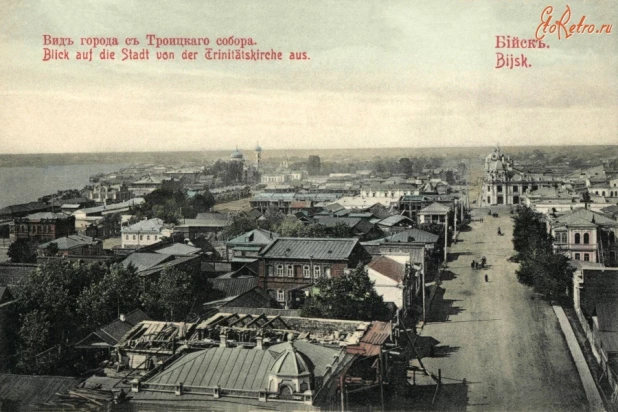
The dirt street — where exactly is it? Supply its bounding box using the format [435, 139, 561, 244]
[420, 209, 589, 411]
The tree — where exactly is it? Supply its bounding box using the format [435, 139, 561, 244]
[44, 242, 59, 257]
[221, 213, 258, 240]
[307, 155, 321, 175]
[582, 190, 591, 204]
[276, 220, 306, 237]
[14, 260, 106, 373]
[300, 265, 391, 321]
[512, 206, 574, 300]
[190, 192, 215, 215]
[142, 267, 197, 321]
[399, 158, 414, 176]
[101, 213, 122, 237]
[76, 264, 142, 334]
[259, 206, 286, 231]
[7, 238, 37, 263]
[329, 221, 356, 238]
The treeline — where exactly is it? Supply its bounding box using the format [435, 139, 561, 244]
[287, 155, 451, 177]
[131, 189, 215, 224]
[2, 260, 207, 375]
[512, 206, 574, 301]
[221, 207, 369, 240]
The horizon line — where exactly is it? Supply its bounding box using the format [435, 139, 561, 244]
[1, 143, 617, 156]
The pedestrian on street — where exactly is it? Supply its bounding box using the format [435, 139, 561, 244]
[485, 274, 489, 282]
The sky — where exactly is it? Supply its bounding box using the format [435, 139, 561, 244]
[0, 0, 616, 154]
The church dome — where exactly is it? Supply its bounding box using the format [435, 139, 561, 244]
[230, 149, 244, 160]
[270, 344, 311, 376]
[255, 143, 262, 152]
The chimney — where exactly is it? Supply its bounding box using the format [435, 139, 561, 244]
[119, 313, 126, 322]
[219, 329, 228, 348]
[256, 335, 263, 350]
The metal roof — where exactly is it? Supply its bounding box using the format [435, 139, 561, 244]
[384, 228, 439, 244]
[39, 235, 98, 251]
[227, 229, 279, 246]
[260, 237, 359, 261]
[122, 253, 173, 272]
[145, 347, 278, 390]
[208, 277, 259, 298]
[419, 202, 451, 214]
[154, 243, 202, 255]
[0, 374, 80, 408]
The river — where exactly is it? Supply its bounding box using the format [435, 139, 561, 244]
[0, 164, 130, 209]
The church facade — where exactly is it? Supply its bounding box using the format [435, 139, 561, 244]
[482, 147, 563, 206]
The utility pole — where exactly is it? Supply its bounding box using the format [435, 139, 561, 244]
[444, 220, 448, 264]
[421, 263, 426, 323]
[453, 199, 459, 240]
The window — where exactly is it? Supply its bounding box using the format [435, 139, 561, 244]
[325, 267, 331, 278]
[125, 235, 129, 240]
[133, 235, 136, 240]
[276, 265, 284, 277]
[303, 265, 311, 278]
[267, 265, 273, 276]
[487, 185, 491, 192]
[154, 236, 158, 240]
[584, 254, 590, 262]
[513, 185, 519, 193]
[277, 289, 285, 302]
[313, 265, 321, 279]
[574, 233, 580, 244]
[562, 233, 568, 243]
[583, 233, 589, 244]
[146, 235, 150, 241]
[287, 265, 294, 277]
[574, 253, 580, 260]
[497, 185, 503, 193]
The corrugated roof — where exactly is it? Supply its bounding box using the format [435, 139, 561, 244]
[145, 347, 278, 390]
[552, 208, 618, 228]
[208, 277, 258, 298]
[0, 374, 80, 408]
[260, 237, 359, 261]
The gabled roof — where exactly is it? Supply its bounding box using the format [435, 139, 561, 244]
[154, 243, 202, 255]
[227, 229, 279, 246]
[122, 253, 173, 272]
[377, 215, 414, 227]
[122, 218, 164, 233]
[39, 235, 99, 251]
[208, 277, 259, 299]
[383, 228, 439, 244]
[260, 237, 360, 261]
[0, 202, 49, 216]
[75, 309, 151, 349]
[367, 256, 406, 283]
[552, 208, 618, 228]
[419, 202, 450, 214]
[24, 212, 71, 220]
[0, 286, 14, 304]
